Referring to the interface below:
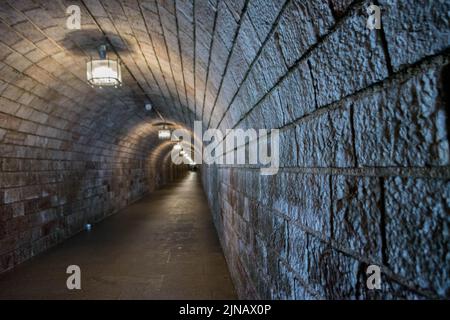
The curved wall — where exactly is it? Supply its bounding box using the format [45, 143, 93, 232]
[0, 0, 449, 299]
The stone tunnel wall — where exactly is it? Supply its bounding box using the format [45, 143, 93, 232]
[0, 118, 187, 274]
[0, 0, 449, 300]
[0, 75, 187, 274]
[0, 0, 209, 275]
[0, 119, 187, 274]
[201, 0, 450, 299]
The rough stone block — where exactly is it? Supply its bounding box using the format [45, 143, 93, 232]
[246, 0, 286, 42]
[385, 177, 450, 297]
[277, 0, 334, 66]
[309, 5, 388, 107]
[276, 61, 316, 122]
[329, 0, 354, 17]
[353, 60, 450, 167]
[379, 0, 450, 71]
[295, 105, 355, 167]
[286, 173, 331, 236]
[332, 175, 383, 262]
[236, 15, 261, 65]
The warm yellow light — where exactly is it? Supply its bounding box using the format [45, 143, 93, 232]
[158, 129, 171, 140]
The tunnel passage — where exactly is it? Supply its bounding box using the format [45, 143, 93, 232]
[0, 0, 449, 300]
[0, 172, 237, 299]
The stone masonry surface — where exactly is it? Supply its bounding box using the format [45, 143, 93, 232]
[0, 0, 449, 299]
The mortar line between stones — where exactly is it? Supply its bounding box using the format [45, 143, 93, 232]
[439, 65, 450, 160]
[216, 0, 370, 138]
[326, 0, 338, 19]
[374, 0, 394, 75]
[274, 30, 288, 68]
[214, 0, 292, 130]
[174, 0, 193, 124]
[211, 48, 450, 163]
[134, 0, 182, 122]
[154, 0, 189, 124]
[221, 192, 438, 299]
[116, 0, 174, 121]
[205, 0, 252, 129]
[212, 164, 450, 179]
[307, 59, 319, 110]
[192, 0, 198, 120]
[200, 1, 220, 121]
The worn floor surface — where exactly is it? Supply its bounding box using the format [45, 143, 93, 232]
[0, 172, 236, 300]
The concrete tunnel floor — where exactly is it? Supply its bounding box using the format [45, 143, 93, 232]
[0, 172, 237, 299]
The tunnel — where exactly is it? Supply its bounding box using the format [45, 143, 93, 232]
[0, 0, 449, 301]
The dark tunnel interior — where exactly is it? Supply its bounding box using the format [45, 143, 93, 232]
[0, 0, 449, 300]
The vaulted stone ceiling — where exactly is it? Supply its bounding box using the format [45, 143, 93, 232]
[0, 0, 243, 178]
[0, 0, 248, 129]
[0, 0, 349, 154]
[1, 0, 449, 299]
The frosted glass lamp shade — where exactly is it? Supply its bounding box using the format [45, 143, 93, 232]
[87, 59, 122, 87]
[158, 129, 171, 140]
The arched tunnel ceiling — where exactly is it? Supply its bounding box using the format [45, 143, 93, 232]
[0, 0, 243, 161]
[0, 0, 239, 127]
[1, 0, 450, 299]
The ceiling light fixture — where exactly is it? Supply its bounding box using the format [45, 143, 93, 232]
[158, 129, 171, 140]
[87, 45, 122, 88]
[158, 124, 171, 140]
[157, 122, 172, 140]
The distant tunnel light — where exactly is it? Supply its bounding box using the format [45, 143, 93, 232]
[183, 154, 195, 165]
[158, 129, 171, 140]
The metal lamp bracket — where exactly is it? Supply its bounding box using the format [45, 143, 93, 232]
[98, 45, 107, 59]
